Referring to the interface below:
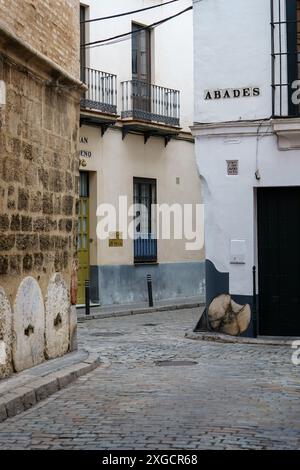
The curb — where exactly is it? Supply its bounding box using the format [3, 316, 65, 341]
[78, 301, 204, 322]
[185, 331, 294, 346]
[0, 351, 100, 423]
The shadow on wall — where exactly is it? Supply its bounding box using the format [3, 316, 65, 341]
[0, 274, 77, 380]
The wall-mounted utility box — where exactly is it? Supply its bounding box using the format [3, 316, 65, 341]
[230, 239, 246, 264]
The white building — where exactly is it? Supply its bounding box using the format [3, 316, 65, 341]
[78, 0, 205, 306]
[192, 0, 300, 336]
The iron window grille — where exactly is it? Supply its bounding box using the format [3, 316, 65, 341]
[133, 178, 157, 263]
[271, 0, 300, 117]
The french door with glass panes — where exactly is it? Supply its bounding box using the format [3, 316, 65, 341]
[77, 172, 90, 304]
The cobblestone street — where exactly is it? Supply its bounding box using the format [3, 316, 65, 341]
[0, 308, 299, 450]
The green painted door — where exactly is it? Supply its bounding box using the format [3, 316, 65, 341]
[77, 172, 90, 305]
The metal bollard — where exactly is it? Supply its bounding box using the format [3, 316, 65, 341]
[147, 274, 154, 307]
[252, 266, 257, 338]
[85, 279, 90, 316]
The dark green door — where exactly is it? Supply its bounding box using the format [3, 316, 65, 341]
[257, 187, 300, 336]
[77, 172, 90, 305]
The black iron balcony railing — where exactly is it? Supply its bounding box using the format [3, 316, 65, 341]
[121, 80, 180, 127]
[134, 233, 157, 263]
[81, 67, 117, 115]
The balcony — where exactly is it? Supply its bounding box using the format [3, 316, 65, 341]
[121, 80, 180, 127]
[134, 234, 157, 264]
[121, 80, 181, 144]
[81, 67, 117, 116]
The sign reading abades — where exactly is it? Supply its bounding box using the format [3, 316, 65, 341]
[204, 87, 260, 101]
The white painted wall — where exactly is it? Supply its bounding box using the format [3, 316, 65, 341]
[194, 122, 300, 297]
[83, 0, 194, 130]
[193, 0, 272, 123]
[79, 125, 203, 266]
[192, 0, 300, 300]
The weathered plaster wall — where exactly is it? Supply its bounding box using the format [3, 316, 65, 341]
[193, 0, 272, 123]
[194, 124, 300, 299]
[79, 125, 203, 268]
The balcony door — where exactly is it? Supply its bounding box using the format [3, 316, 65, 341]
[132, 23, 151, 115]
[77, 172, 90, 305]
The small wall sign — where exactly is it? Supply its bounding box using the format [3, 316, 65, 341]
[227, 160, 239, 176]
[109, 232, 123, 248]
[230, 239, 246, 265]
[204, 87, 260, 101]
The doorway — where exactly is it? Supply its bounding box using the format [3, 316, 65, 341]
[77, 172, 90, 305]
[257, 187, 300, 336]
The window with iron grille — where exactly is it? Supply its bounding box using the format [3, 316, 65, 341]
[271, 0, 300, 117]
[80, 5, 87, 79]
[133, 178, 157, 263]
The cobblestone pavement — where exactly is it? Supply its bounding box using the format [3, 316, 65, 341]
[0, 308, 299, 450]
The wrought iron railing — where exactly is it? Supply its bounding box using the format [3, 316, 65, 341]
[134, 233, 157, 263]
[81, 67, 117, 115]
[121, 80, 180, 127]
[271, 0, 300, 117]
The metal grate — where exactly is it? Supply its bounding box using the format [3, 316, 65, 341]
[121, 80, 180, 127]
[81, 67, 117, 115]
[271, 0, 300, 117]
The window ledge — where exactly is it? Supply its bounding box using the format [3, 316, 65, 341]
[134, 262, 159, 267]
[272, 118, 300, 150]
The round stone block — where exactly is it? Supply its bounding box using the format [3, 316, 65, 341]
[208, 294, 251, 336]
[13, 277, 45, 372]
[0, 286, 13, 378]
[45, 273, 70, 359]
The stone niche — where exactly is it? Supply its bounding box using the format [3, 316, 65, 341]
[12, 277, 45, 372]
[208, 294, 251, 336]
[0, 287, 13, 378]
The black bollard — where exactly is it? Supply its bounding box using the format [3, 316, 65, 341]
[85, 279, 90, 316]
[147, 274, 154, 307]
[252, 266, 257, 338]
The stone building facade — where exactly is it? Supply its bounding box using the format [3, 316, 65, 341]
[0, 0, 83, 378]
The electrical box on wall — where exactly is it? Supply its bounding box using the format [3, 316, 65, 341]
[230, 239, 246, 264]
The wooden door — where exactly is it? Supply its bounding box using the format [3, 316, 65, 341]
[257, 187, 300, 336]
